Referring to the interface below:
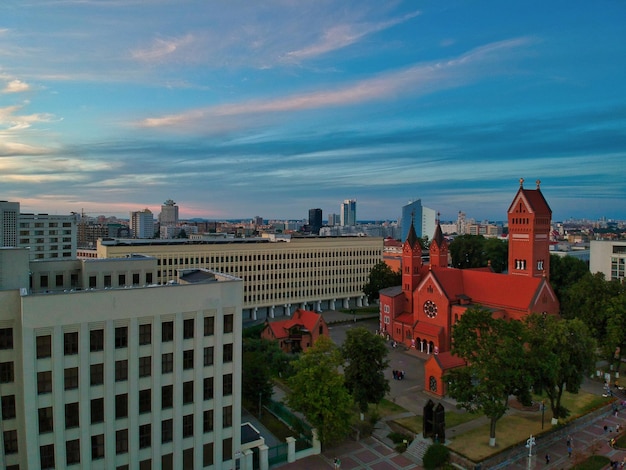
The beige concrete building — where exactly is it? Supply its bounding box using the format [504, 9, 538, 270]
[0, 247, 253, 469]
[92, 235, 383, 321]
[590, 239, 626, 282]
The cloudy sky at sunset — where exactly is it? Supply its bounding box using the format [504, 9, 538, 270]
[1, 0, 625, 221]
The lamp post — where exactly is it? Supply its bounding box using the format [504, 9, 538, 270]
[541, 400, 545, 430]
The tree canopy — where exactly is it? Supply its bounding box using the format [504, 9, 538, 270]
[362, 261, 401, 302]
[446, 306, 533, 446]
[341, 327, 390, 413]
[549, 254, 589, 302]
[286, 336, 354, 445]
[525, 314, 596, 419]
[449, 235, 508, 272]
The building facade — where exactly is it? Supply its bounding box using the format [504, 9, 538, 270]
[158, 199, 179, 227]
[308, 209, 322, 235]
[0, 248, 247, 469]
[94, 235, 382, 321]
[0, 201, 19, 248]
[340, 200, 356, 226]
[590, 240, 626, 282]
[131, 210, 155, 239]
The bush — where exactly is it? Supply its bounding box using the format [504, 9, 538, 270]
[422, 443, 450, 469]
[387, 431, 411, 444]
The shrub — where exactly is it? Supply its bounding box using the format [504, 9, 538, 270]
[422, 443, 450, 469]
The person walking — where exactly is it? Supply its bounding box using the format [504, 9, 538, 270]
[333, 457, 341, 469]
[545, 453, 550, 465]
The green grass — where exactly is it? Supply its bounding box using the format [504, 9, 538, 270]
[374, 398, 407, 418]
[391, 410, 480, 435]
[258, 410, 296, 441]
[570, 455, 610, 470]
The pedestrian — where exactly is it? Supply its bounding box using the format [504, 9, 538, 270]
[334, 457, 341, 469]
[610, 437, 616, 448]
[566, 435, 571, 447]
[567, 445, 572, 457]
[545, 453, 550, 465]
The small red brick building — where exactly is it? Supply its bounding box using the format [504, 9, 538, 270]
[379, 179, 561, 396]
[424, 352, 467, 397]
[261, 308, 329, 353]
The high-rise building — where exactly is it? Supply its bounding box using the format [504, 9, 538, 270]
[308, 208, 322, 234]
[0, 200, 19, 247]
[327, 213, 339, 226]
[131, 209, 155, 239]
[401, 199, 436, 242]
[0, 248, 252, 469]
[158, 199, 179, 227]
[340, 199, 356, 226]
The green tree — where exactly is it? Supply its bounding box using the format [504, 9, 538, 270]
[449, 235, 487, 269]
[286, 336, 354, 445]
[341, 327, 390, 414]
[446, 306, 533, 447]
[362, 261, 401, 302]
[549, 254, 589, 302]
[605, 291, 626, 373]
[483, 237, 508, 273]
[526, 314, 596, 419]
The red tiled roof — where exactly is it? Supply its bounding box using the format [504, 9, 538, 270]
[508, 187, 552, 215]
[395, 313, 414, 324]
[416, 322, 443, 338]
[264, 309, 321, 339]
[431, 351, 466, 371]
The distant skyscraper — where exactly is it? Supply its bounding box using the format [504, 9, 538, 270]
[131, 209, 155, 239]
[308, 208, 322, 234]
[158, 199, 179, 226]
[0, 200, 19, 247]
[401, 199, 436, 241]
[340, 199, 357, 226]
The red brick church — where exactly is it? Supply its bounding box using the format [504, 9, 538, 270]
[379, 179, 560, 395]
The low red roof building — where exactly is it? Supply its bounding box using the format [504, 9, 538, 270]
[261, 308, 329, 353]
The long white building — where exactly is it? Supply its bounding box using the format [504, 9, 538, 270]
[0, 248, 250, 469]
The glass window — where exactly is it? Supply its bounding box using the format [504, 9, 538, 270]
[223, 405, 232, 428]
[183, 318, 194, 339]
[64, 367, 79, 390]
[224, 314, 234, 333]
[1, 395, 16, 420]
[139, 324, 151, 345]
[139, 389, 151, 414]
[203, 409, 214, 432]
[183, 350, 194, 370]
[162, 353, 173, 374]
[66, 438, 81, 465]
[162, 321, 174, 342]
[203, 442, 214, 467]
[223, 373, 233, 396]
[139, 423, 151, 449]
[115, 360, 128, 382]
[91, 398, 104, 424]
[90, 329, 104, 351]
[40, 443, 55, 469]
[139, 356, 152, 377]
[91, 434, 105, 460]
[162, 384, 173, 409]
[115, 393, 128, 419]
[203, 347, 214, 366]
[90, 363, 104, 385]
[204, 317, 214, 336]
[161, 418, 173, 443]
[116, 429, 128, 454]
[183, 381, 193, 404]
[115, 326, 128, 349]
[36, 335, 52, 358]
[183, 448, 194, 469]
[203, 377, 213, 400]
[4, 429, 18, 454]
[39, 406, 54, 433]
[223, 437, 233, 461]
[0, 328, 13, 349]
[37, 371, 53, 394]
[64, 331, 79, 355]
[223, 343, 233, 363]
[65, 402, 79, 429]
[0, 362, 14, 383]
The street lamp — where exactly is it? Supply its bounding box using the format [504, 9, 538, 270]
[541, 400, 545, 430]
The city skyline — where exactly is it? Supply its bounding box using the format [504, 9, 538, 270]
[1, 1, 625, 221]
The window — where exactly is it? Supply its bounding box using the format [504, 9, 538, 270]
[223, 437, 233, 461]
[139, 356, 152, 377]
[162, 453, 174, 470]
[204, 346, 214, 366]
[0, 328, 13, 349]
[90, 363, 104, 385]
[115, 393, 128, 419]
[115, 326, 128, 348]
[132, 273, 140, 285]
[223, 373, 233, 396]
[183, 447, 194, 469]
[90, 329, 104, 351]
[39, 406, 54, 433]
[203, 409, 214, 432]
[66, 438, 81, 465]
[89, 276, 97, 288]
[91, 434, 105, 460]
[116, 429, 128, 454]
[223, 343, 233, 362]
[183, 381, 193, 404]
[139, 324, 152, 345]
[40, 443, 55, 469]
[36, 335, 52, 358]
[41, 274, 49, 288]
[4, 429, 18, 454]
[223, 405, 232, 428]
[161, 419, 173, 443]
[204, 316, 214, 336]
[139, 389, 151, 414]
[139, 423, 151, 449]
[162, 384, 173, 409]
[162, 321, 174, 342]
[115, 360, 128, 382]
[91, 398, 104, 424]
[203, 377, 214, 400]
[224, 314, 234, 333]
[0, 362, 14, 383]
[104, 274, 112, 288]
[140, 459, 152, 470]
[37, 371, 53, 394]
[65, 402, 80, 428]
[183, 350, 194, 369]
[64, 331, 79, 355]
[2, 395, 16, 420]
[118, 274, 126, 286]
[183, 318, 194, 339]
[203, 442, 214, 467]
[65, 367, 79, 389]
[161, 352, 174, 374]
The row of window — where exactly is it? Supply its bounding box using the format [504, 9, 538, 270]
[34, 315, 232, 359]
[156, 250, 380, 265]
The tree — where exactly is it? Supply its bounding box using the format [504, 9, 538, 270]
[526, 314, 596, 420]
[341, 327, 390, 414]
[449, 235, 487, 269]
[483, 237, 508, 273]
[362, 261, 401, 302]
[549, 254, 588, 302]
[446, 306, 533, 447]
[605, 291, 626, 373]
[286, 336, 354, 445]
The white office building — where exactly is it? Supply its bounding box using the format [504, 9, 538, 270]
[340, 200, 356, 227]
[131, 210, 155, 239]
[590, 239, 626, 282]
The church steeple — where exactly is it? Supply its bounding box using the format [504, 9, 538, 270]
[429, 212, 449, 268]
[402, 211, 423, 312]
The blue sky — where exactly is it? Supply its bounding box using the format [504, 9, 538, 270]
[1, 1, 625, 222]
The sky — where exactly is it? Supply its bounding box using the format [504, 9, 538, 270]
[1, 1, 625, 222]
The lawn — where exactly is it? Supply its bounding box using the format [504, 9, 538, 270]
[447, 390, 613, 462]
[391, 410, 480, 435]
[373, 398, 406, 419]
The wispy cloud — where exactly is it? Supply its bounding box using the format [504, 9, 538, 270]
[0, 104, 57, 130]
[137, 37, 533, 131]
[2, 79, 31, 93]
[284, 11, 420, 61]
[131, 34, 195, 62]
